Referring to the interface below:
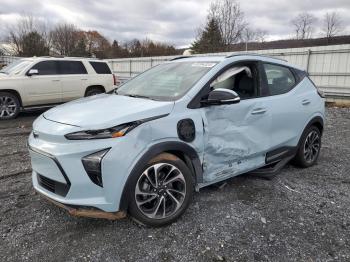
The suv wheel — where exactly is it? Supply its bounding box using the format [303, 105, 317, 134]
[129, 153, 194, 227]
[293, 126, 321, 168]
[85, 87, 104, 97]
[0, 92, 20, 120]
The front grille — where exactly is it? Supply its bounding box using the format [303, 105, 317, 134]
[37, 174, 70, 197]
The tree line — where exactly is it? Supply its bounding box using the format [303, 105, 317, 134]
[191, 0, 344, 54]
[3, 15, 179, 58]
[1, 0, 346, 57]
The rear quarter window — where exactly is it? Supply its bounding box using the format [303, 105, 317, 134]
[89, 62, 112, 74]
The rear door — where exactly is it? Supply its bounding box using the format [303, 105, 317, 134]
[58, 60, 88, 102]
[25, 60, 62, 106]
[260, 63, 310, 150]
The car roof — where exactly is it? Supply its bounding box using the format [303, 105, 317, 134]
[169, 53, 304, 71]
[27, 57, 104, 63]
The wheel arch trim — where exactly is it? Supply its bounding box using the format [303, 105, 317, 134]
[119, 141, 202, 211]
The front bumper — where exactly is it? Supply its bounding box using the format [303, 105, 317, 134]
[36, 190, 126, 220]
[28, 115, 153, 213]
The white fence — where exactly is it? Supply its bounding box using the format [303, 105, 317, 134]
[2, 44, 350, 100]
[106, 44, 350, 99]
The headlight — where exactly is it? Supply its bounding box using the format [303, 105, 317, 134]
[65, 122, 138, 140]
[64, 114, 168, 140]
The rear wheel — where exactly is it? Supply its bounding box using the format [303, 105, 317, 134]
[0, 92, 20, 120]
[128, 153, 194, 227]
[85, 87, 104, 97]
[293, 126, 321, 168]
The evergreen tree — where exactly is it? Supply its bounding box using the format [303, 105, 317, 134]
[191, 18, 224, 54]
[21, 31, 49, 56]
[71, 37, 90, 57]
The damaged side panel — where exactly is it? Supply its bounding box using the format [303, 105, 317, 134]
[200, 100, 271, 183]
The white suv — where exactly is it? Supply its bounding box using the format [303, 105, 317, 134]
[0, 57, 117, 120]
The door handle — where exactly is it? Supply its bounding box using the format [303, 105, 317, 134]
[52, 79, 60, 82]
[302, 99, 311, 105]
[251, 108, 267, 115]
[81, 78, 88, 80]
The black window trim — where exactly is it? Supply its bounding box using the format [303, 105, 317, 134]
[27, 60, 88, 76]
[260, 61, 302, 97]
[188, 59, 266, 109]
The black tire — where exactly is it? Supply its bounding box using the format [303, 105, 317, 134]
[128, 153, 194, 227]
[293, 125, 321, 168]
[85, 87, 104, 97]
[0, 92, 20, 120]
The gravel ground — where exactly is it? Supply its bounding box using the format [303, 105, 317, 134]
[0, 107, 349, 262]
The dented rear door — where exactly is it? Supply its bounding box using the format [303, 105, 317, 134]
[201, 97, 271, 183]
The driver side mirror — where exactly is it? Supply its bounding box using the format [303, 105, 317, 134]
[27, 69, 38, 76]
[202, 88, 240, 106]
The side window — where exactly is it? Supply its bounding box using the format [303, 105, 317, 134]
[263, 64, 296, 95]
[58, 61, 87, 74]
[30, 61, 58, 75]
[211, 65, 258, 99]
[89, 62, 112, 74]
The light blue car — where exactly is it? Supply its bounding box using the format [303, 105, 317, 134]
[28, 54, 325, 226]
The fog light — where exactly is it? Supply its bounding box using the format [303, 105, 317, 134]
[82, 148, 110, 187]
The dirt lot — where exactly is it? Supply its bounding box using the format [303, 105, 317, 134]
[0, 107, 349, 262]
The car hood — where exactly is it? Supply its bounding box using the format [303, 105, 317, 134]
[44, 94, 175, 129]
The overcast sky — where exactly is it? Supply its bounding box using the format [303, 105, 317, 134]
[1, 0, 350, 47]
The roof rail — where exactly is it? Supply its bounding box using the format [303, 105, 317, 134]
[225, 52, 288, 62]
[169, 56, 192, 61]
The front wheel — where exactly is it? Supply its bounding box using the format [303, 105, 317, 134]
[0, 92, 20, 120]
[293, 126, 321, 168]
[128, 153, 194, 227]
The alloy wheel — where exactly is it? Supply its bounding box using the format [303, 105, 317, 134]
[135, 163, 186, 219]
[0, 95, 17, 118]
[303, 130, 320, 164]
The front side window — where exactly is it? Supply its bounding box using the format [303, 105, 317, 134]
[30, 61, 58, 75]
[58, 61, 87, 74]
[210, 64, 258, 99]
[263, 64, 296, 95]
[117, 62, 216, 101]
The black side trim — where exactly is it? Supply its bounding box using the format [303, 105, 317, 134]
[119, 141, 202, 211]
[304, 116, 324, 135]
[265, 146, 297, 164]
[29, 146, 71, 196]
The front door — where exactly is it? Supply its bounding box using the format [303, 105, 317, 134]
[200, 62, 271, 183]
[25, 60, 62, 106]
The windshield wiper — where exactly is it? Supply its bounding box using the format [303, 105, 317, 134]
[122, 94, 155, 100]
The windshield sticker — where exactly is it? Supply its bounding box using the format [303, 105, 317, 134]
[191, 63, 216, 68]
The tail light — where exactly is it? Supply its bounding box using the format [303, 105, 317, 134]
[113, 74, 118, 86]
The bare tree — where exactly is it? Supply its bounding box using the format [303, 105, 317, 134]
[50, 23, 79, 56]
[240, 27, 268, 51]
[323, 12, 343, 39]
[208, 0, 247, 49]
[291, 12, 316, 39]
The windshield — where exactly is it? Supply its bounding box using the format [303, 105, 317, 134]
[0, 59, 32, 75]
[117, 62, 216, 100]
